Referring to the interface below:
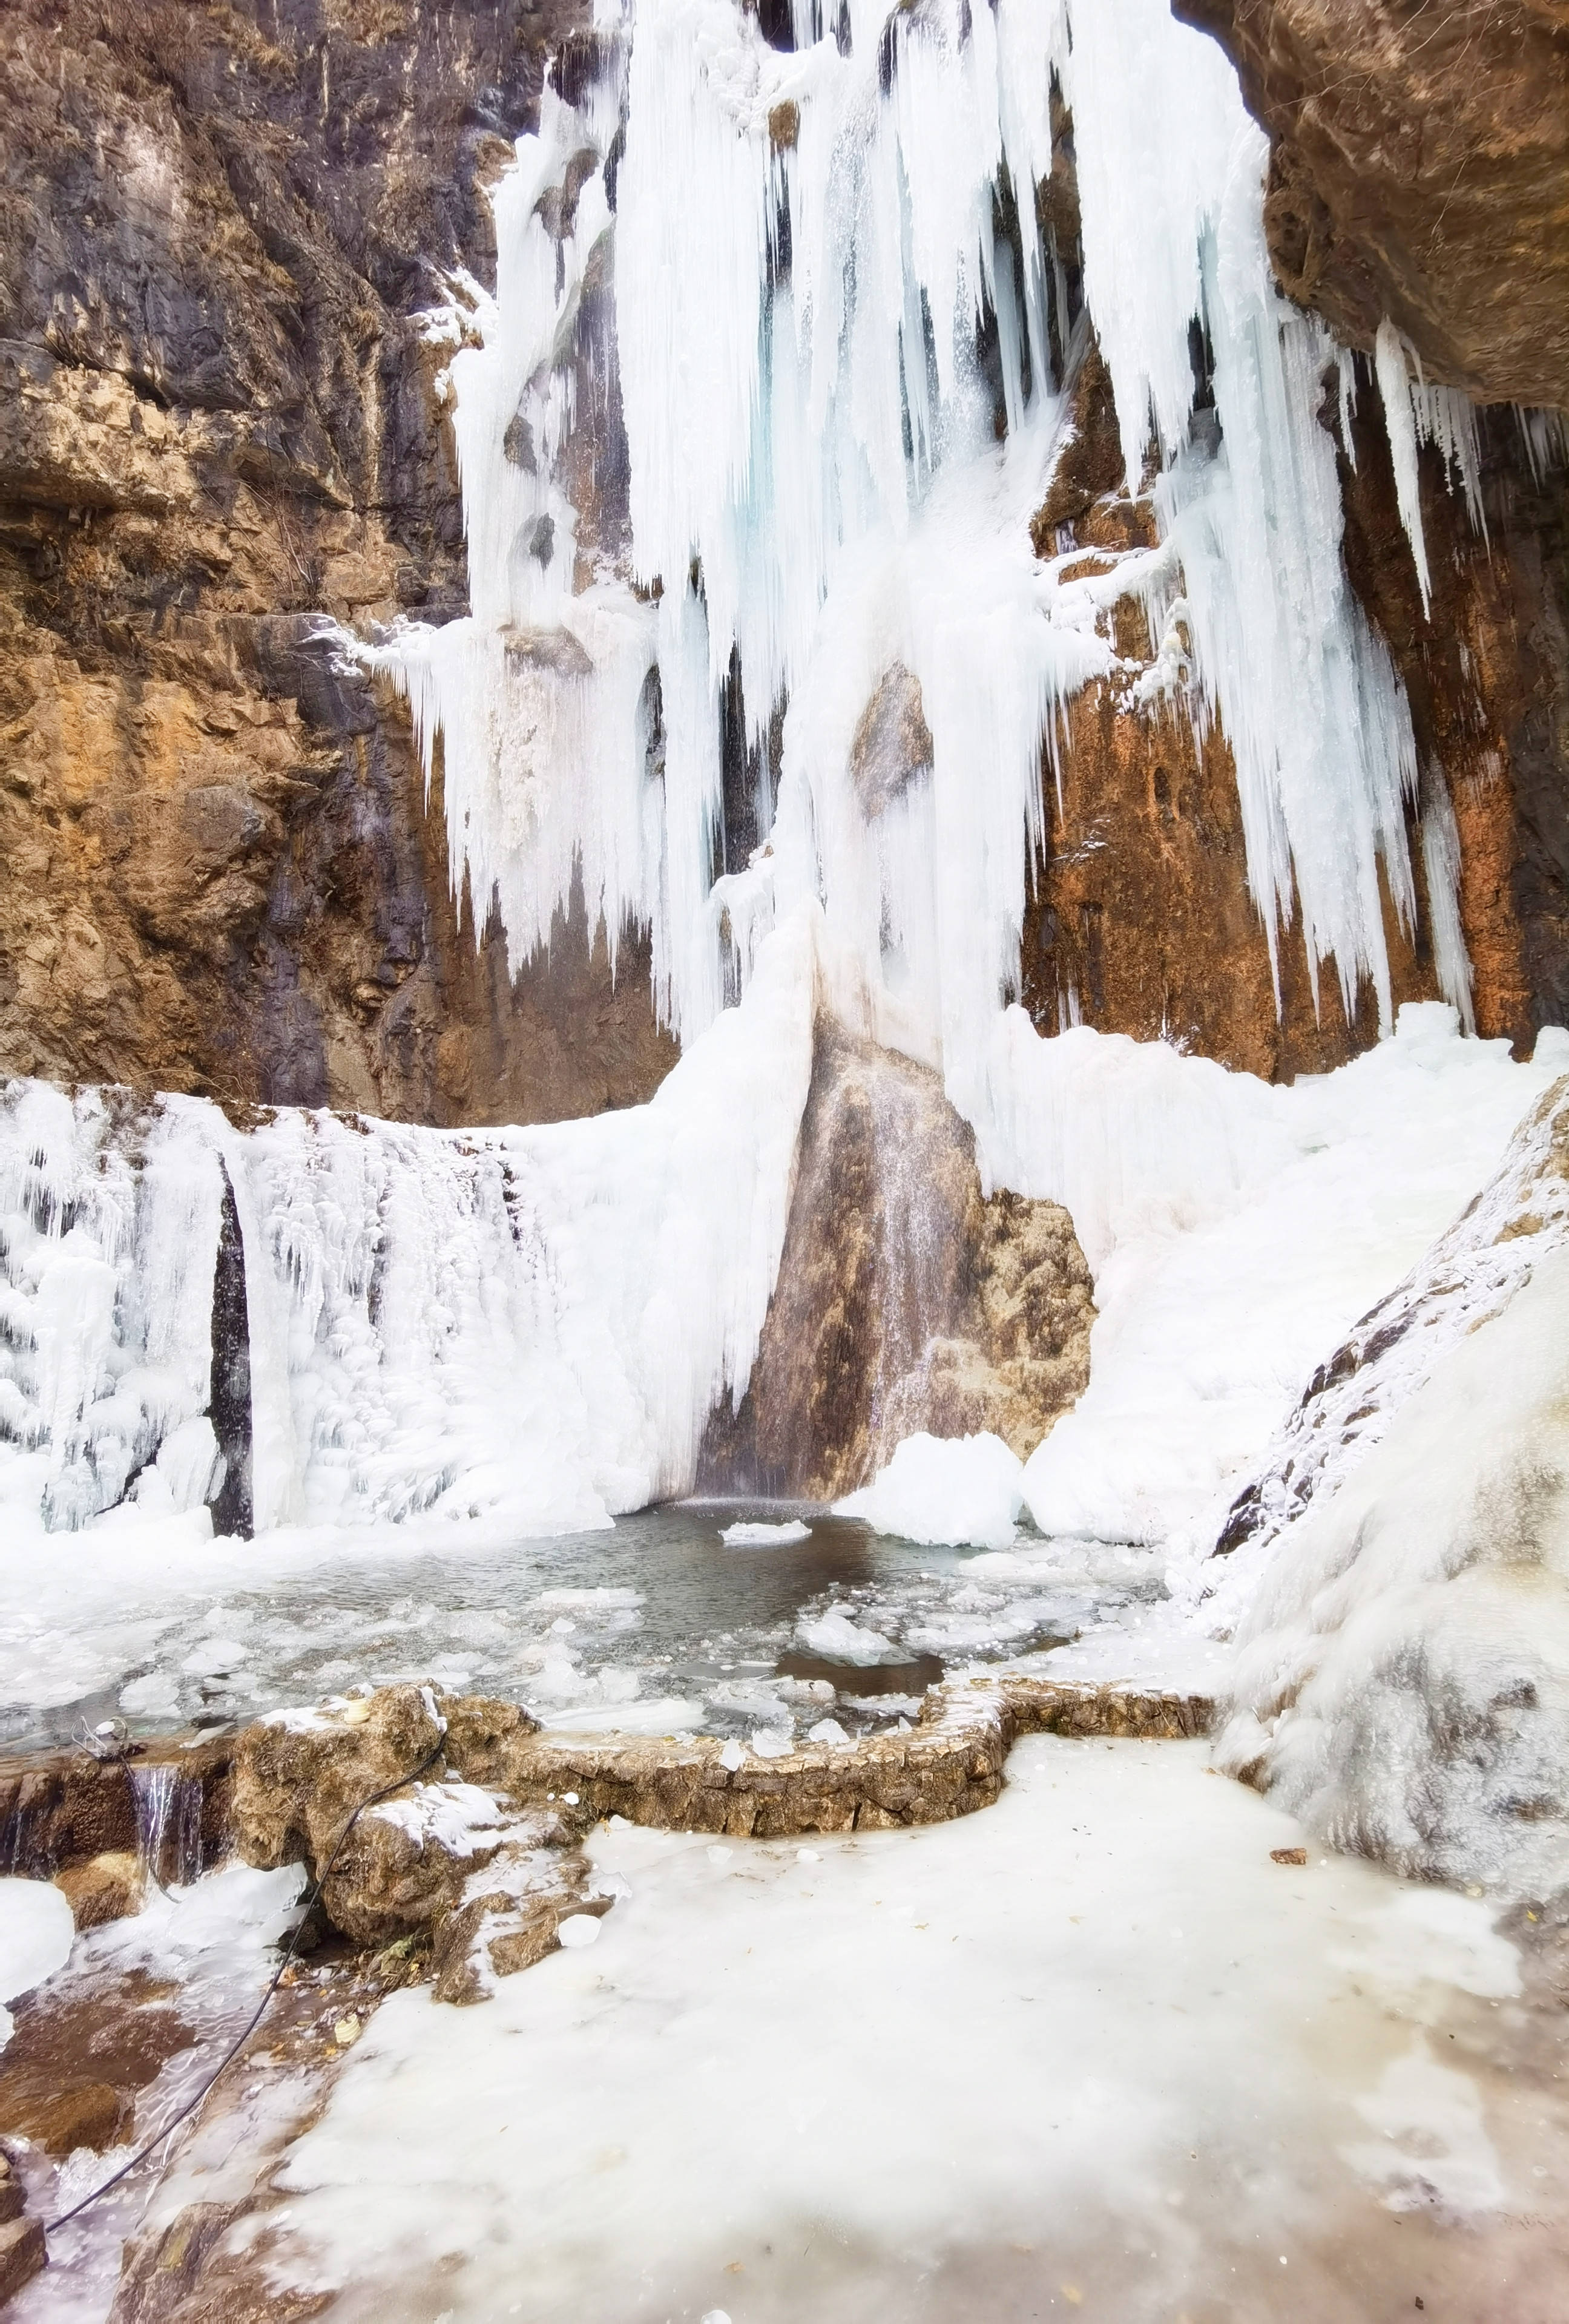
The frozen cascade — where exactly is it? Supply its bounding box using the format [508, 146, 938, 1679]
[130, 1761, 205, 1891]
[373, 0, 1473, 1122]
[0, 919, 816, 1541]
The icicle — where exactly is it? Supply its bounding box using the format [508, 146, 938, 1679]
[1375, 321, 1434, 611]
[1420, 772, 1476, 1036]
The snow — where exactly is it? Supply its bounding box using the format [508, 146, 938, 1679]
[1007, 1006, 1565, 1550]
[721, 1519, 811, 1547]
[835, 1430, 1025, 1551]
[0, 1876, 74, 2050]
[372, 1782, 505, 1859]
[232, 1740, 1569, 2320]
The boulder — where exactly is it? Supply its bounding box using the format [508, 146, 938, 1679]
[0, 2214, 45, 2306]
[54, 1851, 145, 1933]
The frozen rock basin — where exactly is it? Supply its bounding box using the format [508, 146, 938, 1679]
[169, 1736, 1568, 2324]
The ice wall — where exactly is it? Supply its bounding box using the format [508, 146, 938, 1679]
[0, 922, 817, 1543]
[375, 0, 1470, 1123]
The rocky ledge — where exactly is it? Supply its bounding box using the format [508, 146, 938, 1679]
[231, 1675, 1212, 2003]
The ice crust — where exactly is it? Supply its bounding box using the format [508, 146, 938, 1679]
[234, 1741, 1565, 2320]
[0, 1875, 74, 2050]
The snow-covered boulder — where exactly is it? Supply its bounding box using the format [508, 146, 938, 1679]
[835, 1431, 1026, 1551]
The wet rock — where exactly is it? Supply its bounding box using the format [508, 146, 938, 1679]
[700, 1027, 1094, 1498]
[232, 1689, 554, 1949]
[0, 2075, 131, 2157]
[425, 1673, 1209, 1841]
[54, 1850, 145, 1932]
[849, 662, 933, 819]
[0, 1736, 233, 1886]
[0, 2213, 45, 2306]
[109, 2196, 334, 2324]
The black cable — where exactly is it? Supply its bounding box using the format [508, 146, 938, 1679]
[43, 1738, 447, 2238]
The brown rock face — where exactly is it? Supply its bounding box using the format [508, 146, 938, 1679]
[849, 661, 933, 819]
[1175, 0, 1569, 410]
[1019, 318, 1569, 1069]
[54, 1850, 145, 1932]
[699, 1026, 1095, 1499]
[0, 1735, 233, 1886]
[1326, 377, 1569, 1049]
[0, 2215, 46, 2306]
[0, 0, 676, 1125]
[1021, 341, 1466, 1073]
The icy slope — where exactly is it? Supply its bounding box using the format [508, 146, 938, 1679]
[1215, 1242, 1569, 1897]
[1005, 1008, 1569, 1549]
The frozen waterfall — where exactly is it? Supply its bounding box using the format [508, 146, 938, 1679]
[380, 0, 1470, 1119]
[2, 0, 1508, 1551]
[0, 925, 816, 1543]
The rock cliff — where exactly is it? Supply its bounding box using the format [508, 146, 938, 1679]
[1017, 76, 1568, 1071]
[0, 0, 674, 1124]
[1174, 0, 1569, 411]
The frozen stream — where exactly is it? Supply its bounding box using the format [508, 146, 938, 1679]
[0, 1506, 1173, 1758]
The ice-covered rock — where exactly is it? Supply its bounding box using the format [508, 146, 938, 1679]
[1215, 1241, 1569, 1897]
[836, 1431, 1026, 1552]
[0, 1877, 74, 2050]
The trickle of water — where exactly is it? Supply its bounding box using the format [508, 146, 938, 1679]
[129, 1761, 203, 1890]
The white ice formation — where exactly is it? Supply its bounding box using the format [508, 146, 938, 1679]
[835, 1429, 1026, 1551]
[1215, 1242, 1569, 1898]
[0, 921, 815, 1543]
[383, 0, 1476, 1113]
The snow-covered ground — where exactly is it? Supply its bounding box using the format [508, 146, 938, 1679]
[165, 1738, 1568, 2324]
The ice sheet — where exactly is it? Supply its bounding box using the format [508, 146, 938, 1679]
[241, 1739, 1569, 2322]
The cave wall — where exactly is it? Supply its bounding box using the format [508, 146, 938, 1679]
[0, 0, 676, 1124]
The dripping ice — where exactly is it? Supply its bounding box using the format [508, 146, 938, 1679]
[376, 0, 1476, 1104]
